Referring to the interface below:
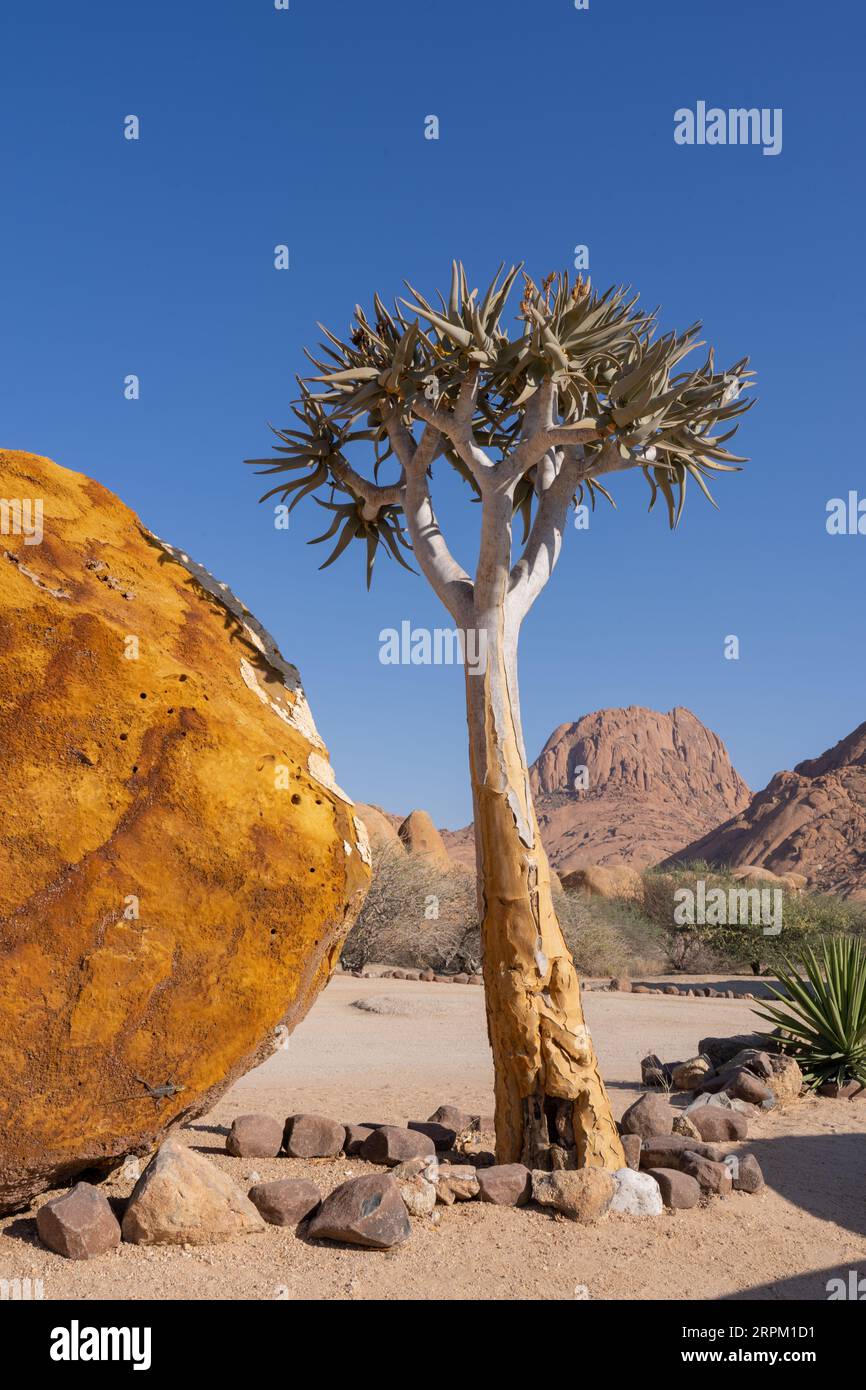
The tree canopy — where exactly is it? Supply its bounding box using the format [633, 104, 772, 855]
[247, 263, 754, 594]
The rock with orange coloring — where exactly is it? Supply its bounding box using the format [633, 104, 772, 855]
[0, 450, 370, 1214]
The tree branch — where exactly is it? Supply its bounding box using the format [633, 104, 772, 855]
[383, 413, 474, 623]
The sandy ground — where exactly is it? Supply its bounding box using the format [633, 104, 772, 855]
[3, 973, 865, 1301]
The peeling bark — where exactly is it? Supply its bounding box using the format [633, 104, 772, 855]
[465, 614, 624, 1172]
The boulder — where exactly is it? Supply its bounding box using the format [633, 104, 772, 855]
[360, 1126, 436, 1167]
[0, 451, 370, 1214]
[620, 1094, 675, 1139]
[283, 1114, 346, 1159]
[560, 865, 643, 900]
[36, 1182, 121, 1260]
[121, 1138, 264, 1246]
[688, 1109, 748, 1143]
[644, 1167, 701, 1210]
[610, 1168, 663, 1216]
[307, 1173, 411, 1248]
[248, 1179, 321, 1226]
[397, 810, 452, 869]
[353, 803, 404, 855]
[225, 1114, 284, 1159]
[427, 1105, 476, 1133]
[477, 1164, 532, 1206]
[531, 1167, 616, 1224]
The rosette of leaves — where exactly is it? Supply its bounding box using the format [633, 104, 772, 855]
[246, 262, 754, 582]
[754, 937, 866, 1089]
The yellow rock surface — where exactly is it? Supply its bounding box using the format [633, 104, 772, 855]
[0, 451, 370, 1212]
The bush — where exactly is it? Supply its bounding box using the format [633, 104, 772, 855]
[754, 936, 866, 1089]
[341, 845, 478, 972]
[641, 864, 866, 974]
[556, 889, 664, 977]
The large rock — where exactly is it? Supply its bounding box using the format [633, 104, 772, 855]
[225, 1115, 284, 1159]
[353, 803, 405, 855]
[360, 1126, 436, 1167]
[121, 1139, 265, 1245]
[307, 1173, 411, 1248]
[397, 809, 452, 869]
[560, 865, 643, 900]
[247, 1179, 321, 1226]
[531, 1167, 616, 1223]
[620, 1094, 675, 1139]
[666, 721, 866, 897]
[610, 1168, 663, 1216]
[0, 451, 370, 1213]
[283, 1114, 346, 1159]
[36, 1182, 121, 1259]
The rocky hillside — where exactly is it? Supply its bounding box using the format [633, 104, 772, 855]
[668, 720, 866, 899]
[442, 706, 750, 877]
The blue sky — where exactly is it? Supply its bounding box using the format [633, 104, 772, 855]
[2, 0, 864, 827]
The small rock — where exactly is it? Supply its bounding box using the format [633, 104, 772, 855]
[730, 1153, 765, 1193]
[632, 985, 650, 994]
[610, 1168, 663, 1216]
[620, 1093, 675, 1139]
[670, 1056, 712, 1092]
[766, 1053, 803, 1105]
[419, 969, 435, 982]
[427, 1104, 476, 1131]
[469, 974, 484, 986]
[397, 1174, 438, 1217]
[621, 1134, 642, 1170]
[408, 1120, 457, 1150]
[392, 1155, 439, 1181]
[663, 985, 680, 996]
[225, 1114, 284, 1159]
[640, 1053, 669, 1087]
[477, 1164, 532, 1206]
[681, 1151, 733, 1195]
[531, 1168, 615, 1224]
[610, 977, 632, 992]
[36, 1183, 121, 1260]
[452, 973, 470, 985]
[639, 1135, 733, 1171]
[360, 1125, 436, 1167]
[724, 1068, 774, 1106]
[307, 1173, 411, 1248]
[283, 1113, 346, 1159]
[122, 1138, 264, 1246]
[688, 1108, 748, 1143]
[698, 1034, 768, 1068]
[248, 1179, 321, 1226]
[343, 1123, 376, 1155]
[644, 1166, 701, 1210]
[723, 1049, 774, 1080]
[434, 1163, 480, 1204]
[672, 1113, 701, 1141]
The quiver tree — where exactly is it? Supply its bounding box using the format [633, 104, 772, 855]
[248, 263, 753, 1170]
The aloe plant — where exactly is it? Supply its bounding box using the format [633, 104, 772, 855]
[754, 937, 866, 1089]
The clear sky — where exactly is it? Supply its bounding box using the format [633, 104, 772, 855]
[2, 0, 864, 828]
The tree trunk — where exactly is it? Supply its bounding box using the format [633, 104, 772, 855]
[465, 615, 624, 1172]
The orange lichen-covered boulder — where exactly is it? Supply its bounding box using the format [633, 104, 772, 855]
[0, 451, 371, 1213]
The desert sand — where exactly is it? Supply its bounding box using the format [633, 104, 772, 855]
[3, 973, 865, 1301]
